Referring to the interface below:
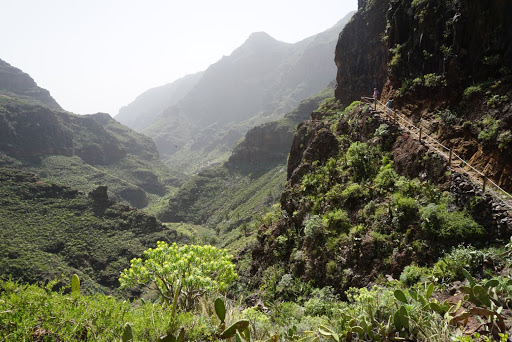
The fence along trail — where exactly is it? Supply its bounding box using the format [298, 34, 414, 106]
[360, 96, 512, 214]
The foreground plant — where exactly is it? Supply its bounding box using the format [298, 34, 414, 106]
[119, 242, 237, 316]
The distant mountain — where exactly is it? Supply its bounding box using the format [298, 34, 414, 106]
[0, 61, 184, 208]
[0, 58, 61, 110]
[128, 12, 355, 172]
[115, 72, 203, 132]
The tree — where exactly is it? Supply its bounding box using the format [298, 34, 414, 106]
[119, 242, 237, 315]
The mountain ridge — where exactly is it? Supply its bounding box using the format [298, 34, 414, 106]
[136, 11, 355, 172]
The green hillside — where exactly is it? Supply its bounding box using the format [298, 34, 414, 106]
[0, 94, 184, 209]
[0, 167, 188, 293]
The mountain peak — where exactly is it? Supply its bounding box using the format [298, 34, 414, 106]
[246, 31, 276, 42]
[238, 31, 288, 50]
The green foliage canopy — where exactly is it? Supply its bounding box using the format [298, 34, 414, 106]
[119, 242, 237, 312]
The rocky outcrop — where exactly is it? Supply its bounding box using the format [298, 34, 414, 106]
[451, 172, 512, 238]
[0, 59, 61, 110]
[334, 1, 389, 105]
[335, 0, 512, 193]
[228, 85, 336, 171]
[0, 102, 74, 157]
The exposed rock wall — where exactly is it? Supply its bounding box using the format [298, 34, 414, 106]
[334, 1, 389, 105]
[450, 172, 512, 239]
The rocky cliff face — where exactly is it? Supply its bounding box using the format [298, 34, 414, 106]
[334, 0, 512, 192]
[228, 86, 334, 169]
[250, 0, 512, 294]
[334, 1, 389, 104]
[0, 59, 61, 110]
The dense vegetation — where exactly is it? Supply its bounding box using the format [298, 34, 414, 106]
[1, 0, 512, 340]
[0, 167, 186, 292]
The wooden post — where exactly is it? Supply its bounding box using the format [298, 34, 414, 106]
[482, 175, 487, 192]
[419, 125, 422, 142]
[448, 147, 453, 166]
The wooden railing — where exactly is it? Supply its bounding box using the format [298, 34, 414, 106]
[360, 96, 512, 212]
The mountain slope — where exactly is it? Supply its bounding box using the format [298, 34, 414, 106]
[0, 167, 189, 292]
[249, 0, 512, 297]
[158, 86, 335, 239]
[142, 13, 354, 172]
[0, 61, 184, 208]
[0, 58, 61, 110]
[115, 72, 203, 132]
[335, 0, 512, 192]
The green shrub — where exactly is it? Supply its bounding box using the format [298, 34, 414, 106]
[304, 287, 340, 317]
[392, 193, 420, 228]
[423, 73, 447, 88]
[478, 116, 500, 143]
[345, 142, 380, 182]
[432, 245, 487, 282]
[374, 164, 399, 193]
[436, 108, 457, 125]
[498, 130, 512, 150]
[343, 101, 361, 115]
[304, 215, 326, 238]
[463, 84, 483, 100]
[340, 183, 368, 207]
[487, 95, 509, 108]
[323, 209, 351, 233]
[420, 203, 484, 242]
[400, 264, 431, 286]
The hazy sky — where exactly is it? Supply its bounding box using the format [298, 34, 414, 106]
[0, 0, 357, 116]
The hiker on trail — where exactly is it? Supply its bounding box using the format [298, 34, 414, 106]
[373, 88, 379, 100]
[387, 98, 393, 116]
[373, 88, 379, 110]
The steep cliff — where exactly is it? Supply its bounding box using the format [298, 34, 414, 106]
[0, 58, 61, 110]
[250, 0, 512, 296]
[334, 0, 512, 193]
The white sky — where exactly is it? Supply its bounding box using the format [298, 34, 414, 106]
[0, 0, 357, 116]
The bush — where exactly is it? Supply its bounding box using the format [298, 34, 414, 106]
[343, 101, 361, 115]
[436, 108, 457, 125]
[340, 183, 368, 207]
[463, 84, 483, 100]
[119, 242, 237, 313]
[400, 264, 431, 286]
[304, 215, 326, 238]
[392, 193, 420, 228]
[420, 203, 484, 242]
[432, 245, 487, 282]
[478, 116, 500, 143]
[498, 131, 512, 150]
[374, 164, 399, 193]
[323, 209, 351, 234]
[345, 142, 380, 182]
[304, 287, 340, 317]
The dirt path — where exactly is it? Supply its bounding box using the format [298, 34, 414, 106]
[365, 98, 512, 216]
